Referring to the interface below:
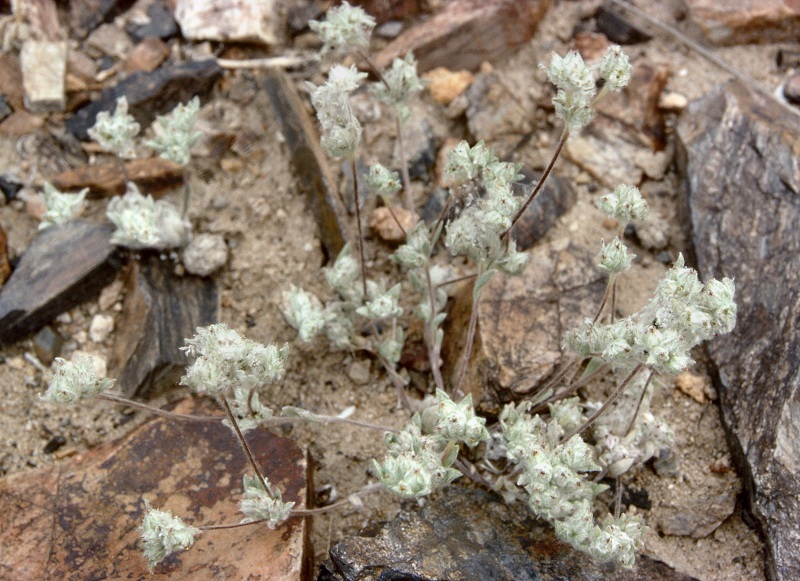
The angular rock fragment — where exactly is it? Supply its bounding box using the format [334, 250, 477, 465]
[20, 40, 67, 113]
[69, 0, 129, 39]
[321, 485, 693, 581]
[0, 398, 309, 579]
[107, 255, 218, 398]
[511, 170, 576, 251]
[684, 0, 800, 45]
[126, 0, 179, 42]
[123, 37, 170, 75]
[51, 157, 184, 197]
[595, 5, 651, 45]
[677, 80, 800, 581]
[175, 0, 282, 46]
[0, 221, 120, 345]
[465, 70, 532, 158]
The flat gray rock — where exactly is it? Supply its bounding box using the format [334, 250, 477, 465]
[678, 80, 800, 581]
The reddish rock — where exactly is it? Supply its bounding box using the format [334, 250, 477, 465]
[0, 52, 26, 111]
[124, 37, 170, 74]
[0, 398, 309, 579]
[0, 224, 10, 287]
[51, 157, 184, 197]
[0, 110, 45, 136]
[685, 0, 800, 45]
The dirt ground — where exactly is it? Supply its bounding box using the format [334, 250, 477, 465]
[0, 0, 790, 578]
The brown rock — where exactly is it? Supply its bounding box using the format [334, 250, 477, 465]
[374, 0, 552, 73]
[70, 0, 127, 38]
[0, 223, 10, 287]
[422, 67, 475, 105]
[465, 70, 532, 158]
[124, 37, 170, 74]
[86, 22, 134, 59]
[108, 255, 218, 398]
[572, 31, 610, 61]
[0, 110, 45, 136]
[19, 0, 62, 41]
[51, 157, 184, 197]
[685, 0, 800, 45]
[356, 0, 425, 24]
[678, 79, 800, 580]
[32, 325, 65, 365]
[66, 49, 98, 83]
[264, 69, 349, 258]
[370, 206, 415, 242]
[0, 220, 120, 345]
[0, 52, 24, 111]
[0, 398, 309, 579]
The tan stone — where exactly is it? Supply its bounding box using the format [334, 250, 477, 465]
[423, 67, 475, 105]
[370, 206, 416, 243]
[124, 37, 170, 74]
[675, 371, 707, 403]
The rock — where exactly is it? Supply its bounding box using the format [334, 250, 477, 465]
[25, 192, 47, 221]
[20, 41, 67, 113]
[0, 175, 24, 202]
[442, 240, 604, 412]
[776, 47, 800, 70]
[66, 49, 98, 84]
[89, 313, 114, 343]
[565, 127, 643, 188]
[33, 325, 65, 365]
[684, 0, 800, 45]
[783, 72, 800, 105]
[125, 0, 179, 42]
[0, 52, 24, 111]
[0, 110, 44, 136]
[465, 71, 532, 158]
[69, 0, 129, 38]
[264, 69, 349, 259]
[321, 485, 694, 580]
[595, 5, 651, 45]
[21, 0, 62, 41]
[675, 371, 707, 404]
[357, 0, 425, 24]
[656, 489, 737, 539]
[123, 37, 170, 75]
[107, 255, 218, 398]
[659, 92, 689, 113]
[634, 218, 669, 251]
[0, 96, 11, 122]
[98, 278, 123, 310]
[374, 0, 552, 73]
[0, 398, 309, 579]
[181, 233, 228, 276]
[422, 67, 475, 105]
[175, 0, 282, 46]
[635, 149, 671, 181]
[511, 169, 577, 251]
[347, 359, 371, 385]
[0, 221, 121, 346]
[572, 31, 610, 61]
[67, 59, 222, 140]
[0, 224, 10, 287]
[370, 206, 416, 243]
[677, 79, 800, 580]
[394, 115, 436, 179]
[51, 157, 184, 197]
[86, 23, 133, 60]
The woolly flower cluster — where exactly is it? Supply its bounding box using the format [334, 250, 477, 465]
[106, 183, 190, 249]
[309, 0, 375, 55]
[371, 52, 426, 121]
[541, 46, 631, 131]
[374, 392, 489, 497]
[180, 323, 288, 395]
[307, 64, 367, 158]
[565, 254, 736, 374]
[39, 183, 88, 230]
[88, 96, 140, 158]
[140, 501, 201, 571]
[146, 96, 201, 165]
[42, 354, 114, 404]
[442, 141, 527, 272]
[500, 401, 645, 567]
[596, 184, 648, 224]
[238, 474, 295, 527]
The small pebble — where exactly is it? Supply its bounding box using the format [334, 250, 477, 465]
[181, 233, 228, 277]
[348, 359, 371, 385]
[89, 314, 114, 343]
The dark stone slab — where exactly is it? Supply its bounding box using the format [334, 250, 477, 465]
[595, 5, 651, 45]
[320, 485, 695, 581]
[69, 0, 136, 39]
[264, 69, 349, 259]
[66, 59, 222, 140]
[677, 80, 800, 581]
[107, 255, 218, 398]
[0, 220, 120, 346]
[512, 169, 576, 251]
[125, 0, 178, 42]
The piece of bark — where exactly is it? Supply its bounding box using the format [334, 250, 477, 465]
[0, 398, 309, 579]
[66, 59, 222, 140]
[264, 70, 349, 259]
[0, 220, 120, 346]
[51, 157, 184, 197]
[442, 240, 604, 413]
[0, 223, 10, 287]
[321, 485, 695, 581]
[677, 80, 800, 581]
[175, 0, 283, 46]
[107, 255, 218, 398]
[373, 0, 552, 73]
[684, 0, 800, 46]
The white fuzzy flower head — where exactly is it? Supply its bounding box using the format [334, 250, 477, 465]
[434, 390, 489, 447]
[145, 97, 202, 165]
[88, 96, 140, 159]
[598, 45, 632, 92]
[308, 64, 367, 158]
[42, 354, 114, 404]
[596, 184, 648, 224]
[309, 1, 375, 55]
[324, 242, 363, 303]
[140, 500, 201, 571]
[239, 474, 295, 527]
[391, 222, 431, 269]
[356, 281, 403, 320]
[376, 327, 405, 366]
[282, 285, 326, 342]
[541, 51, 596, 131]
[39, 183, 88, 230]
[180, 323, 288, 395]
[366, 163, 402, 199]
[106, 183, 190, 249]
[372, 53, 426, 121]
[598, 237, 634, 274]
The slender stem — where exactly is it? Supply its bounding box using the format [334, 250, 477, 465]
[266, 414, 398, 434]
[97, 393, 221, 422]
[351, 157, 368, 301]
[452, 269, 488, 395]
[525, 356, 580, 399]
[431, 193, 453, 248]
[217, 55, 312, 69]
[395, 115, 414, 213]
[377, 352, 414, 411]
[624, 369, 655, 437]
[614, 476, 623, 520]
[424, 265, 446, 392]
[610, 276, 618, 323]
[503, 128, 569, 238]
[593, 275, 615, 324]
[220, 396, 269, 493]
[532, 361, 610, 413]
[454, 458, 493, 488]
[437, 272, 477, 289]
[180, 167, 192, 220]
[382, 198, 407, 238]
[561, 364, 644, 443]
